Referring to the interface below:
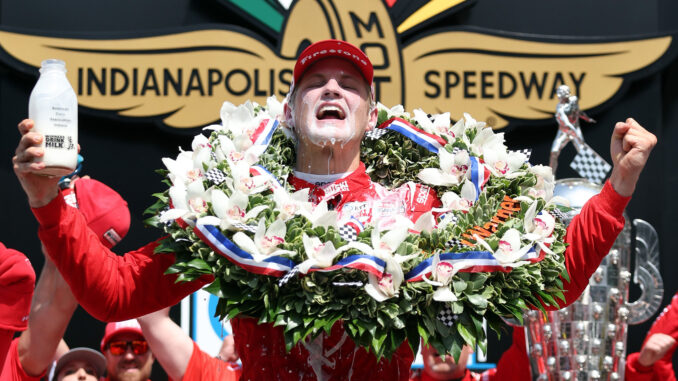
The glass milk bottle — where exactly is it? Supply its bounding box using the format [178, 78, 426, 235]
[28, 59, 78, 176]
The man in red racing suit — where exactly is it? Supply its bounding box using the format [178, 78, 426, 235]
[13, 39, 657, 380]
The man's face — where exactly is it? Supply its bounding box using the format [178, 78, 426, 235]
[421, 344, 473, 380]
[57, 360, 99, 381]
[289, 57, 376, 151]
[103, 332, 154, 381]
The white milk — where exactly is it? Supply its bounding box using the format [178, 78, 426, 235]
[28, 59, 78, 176]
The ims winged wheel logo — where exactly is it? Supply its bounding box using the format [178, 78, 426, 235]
[0, 0, 673, 130]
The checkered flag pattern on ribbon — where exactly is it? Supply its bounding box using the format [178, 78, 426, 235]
[549, 208, 568, 222]
[339, 224, 358, 242]
[437, 306, 458, 327]
[204, 168, 227, 185]
[445, 237, 462, 248]
[232, 222, 258, 233]
[278, 266, 301, 287]
[510, 148, 532, 163]
[365, 128, 389, 140]
[570, 146, 611, 184]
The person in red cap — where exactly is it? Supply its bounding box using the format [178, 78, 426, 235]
[100, 320, 154, 381]
[625, 292, 678, 381]
[1, 176, 130, 381]
[136, 306, 241, 381]
[12, 39, 658, 380]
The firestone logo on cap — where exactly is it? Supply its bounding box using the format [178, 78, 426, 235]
[299, 49, 368, 68]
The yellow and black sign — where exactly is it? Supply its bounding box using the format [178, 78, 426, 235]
[0, 0, 673, 130]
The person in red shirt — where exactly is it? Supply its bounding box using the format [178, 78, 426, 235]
[0, 176, 130, 381]
[0, 243, 35, 370]
[99, 320, 154, 381]
[409, 327, 531, 381]
[12, 39, 657, 380]
[136, 306, 241, 381]
[626, 292, 678, 381]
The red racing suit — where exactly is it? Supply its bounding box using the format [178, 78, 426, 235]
[625, 292, 678, 381]
[32, 163, 630, 381]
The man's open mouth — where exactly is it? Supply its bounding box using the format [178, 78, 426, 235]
[316, 105, 346, 120]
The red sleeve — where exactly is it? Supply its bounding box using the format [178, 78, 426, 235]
[558, 180, 630, 307]
[0, 338, 44, 381]
[182, 341, 242, 381]
[645, 293, 678, 342]
[626, 292, 678, 381]
[625, 352, 658, 381]
[31, 192, 213, 322]
[0, 244, 35, 331]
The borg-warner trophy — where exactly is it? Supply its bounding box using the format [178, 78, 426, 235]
[522, 95, 664, 381]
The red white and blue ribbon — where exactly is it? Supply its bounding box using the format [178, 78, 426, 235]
[468, 156, 491, 200]
[194, 223, 296, 277]
[378, 117, 446, 153]
[250, 118, 279, 147]
[404, 246, 545, 282]
[309, 255, 386, 279]
[250, 164, 282, 190]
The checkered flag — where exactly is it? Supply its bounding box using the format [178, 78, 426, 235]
[548, 207, 567, 222]
[445, 237, 462, 248]
[204, 168, 227, 185]
[437, 305, 458, 327]
[570, 145, 611, 184]
[339, 224, 359, 242]
[232, 222, 258, 233]
[278, 266, 300, 287]
[510, 148, 532, 163]
[365, 128, 389, 140]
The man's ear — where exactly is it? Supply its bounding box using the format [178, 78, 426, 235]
[367, 106, 378, 131]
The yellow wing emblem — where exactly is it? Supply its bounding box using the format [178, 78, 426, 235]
[0, 30, 288, 128]
[402, 31, 672, 129]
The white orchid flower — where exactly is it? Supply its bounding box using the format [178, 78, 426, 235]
[162, 151, 203, 186]
[232, 218, 294, 262]
[297, 234, 353, 274]
[525, 165, 556, 201]
[225, 159, 270, 195]
[191, 134, 215, 170]
[422, 254, 459, 302]
[160, 180, 211, 226]
[215, 134, 266, 165]
[471, 127, 506, 157]
[417, 148, 470, 186]
[433, 182, 477, 214]
[521, 202, 557, 256]
[204, 189, 267, 231]
[413, 109, 453, 139]
[483, 148, 527, 177]
[475, 229, 532, 266]
[273, 188, 313, 221]
[342, 227, 417, 302]
[299, 200, 338, 229]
